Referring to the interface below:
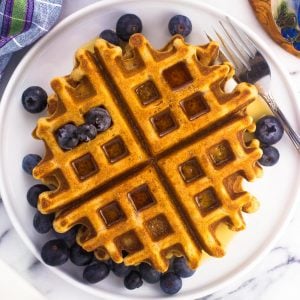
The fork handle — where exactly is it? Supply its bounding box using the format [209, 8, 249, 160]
[260, 92, 300, 153]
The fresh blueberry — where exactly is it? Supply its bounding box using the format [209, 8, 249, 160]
[27, 184, 50, 208]
[116, 14, 142, 41]
[53, 226, 78, 247]
[41, 239, 69, 266]
[259, 146, 280, 166]
[33, 211, 54, 234]
[124, 271, 143, 290]
[22, 86, 48, 113]
[56, 123, 79, 150]
[77, 124, 97, 142]
[168, 15, 192, 37]
[173, 257, 195, 278]
[293, 41, 300, 51]
[160, 272, 182, 295]
[22, 154, 41, 175]
[112, 261, 132, 277]
[139, 262, 161, 283]
[84, 107, 112, 132]
[100, 29, 120, 45]
[83, 262, 110, 283]
[104, 259, 113, 270]
[281, 27, 299, 41]
[70, 244, 94, 266]
[255, 116, 284, 145]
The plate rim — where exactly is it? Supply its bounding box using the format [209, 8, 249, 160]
[0, 0, 299, 299]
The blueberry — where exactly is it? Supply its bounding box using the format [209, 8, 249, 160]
[139, 262, 161, 283]
[27, 184, 50, 208]
[281, 27, 299, 41]
[83, 262, 110, 283]
[160, 272, 182, 295]
[293, 41, 300, 51]
[259, 146, 280, 166]
[124, 271, 143, 290]
[116, 14, 142, 41]
[22, 154, 42, 175]
[53, 226, 78, 247]
[173, 257, 195, 278]
[22, 86, 48, 113]
[168, 15, 192, 37]
[84, 107, 112, 132]
[112, 261, 132, 277]
[255, 116, 284, 145]
[77, 124, 97, 142]
[56, 123, 79, 150]
[70, 244, 94, 266]
[100, 29, 120, 45]
[41, 239, 69, 266]
[104, 259, 113, 270]
[33, 211, 54, 234]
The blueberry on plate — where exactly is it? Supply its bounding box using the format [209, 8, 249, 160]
[53, 226, 78, 247]
[281, 27, 299, 42]
[70, 244, 94, 266]
[112, 261, 133, 277]
[173, 257, 195, 278]
[83, 262, 110, 283]
[22, 86, 48, 113]
[33, 211, 54, 234]
[104, 259, 113, 270]
[168, 15, 192, 37]
[27, 184, 50, 208]
[100, 29, 120, 45]
[41, 239, 69, 266]
[139, 262, 161, 283]
[84, 107, 112, 132]
[22, 154, 41, 175]
[124, 270, 143, 290]
[255, 115, 284, 145]
[56, 123, 79, 150]
[293, 41, 300, 51]
[116, 14, 142, 41]
[160, 272, 182, 295]
[77, 124, 97, 142]
[259, 145, 280, 166]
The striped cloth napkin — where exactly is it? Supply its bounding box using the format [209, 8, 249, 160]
[0, 0, 63, 80]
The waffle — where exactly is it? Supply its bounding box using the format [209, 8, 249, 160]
[33, 34, 263, 272]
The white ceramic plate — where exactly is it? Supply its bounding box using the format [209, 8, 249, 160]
[0, 0, 299, 299]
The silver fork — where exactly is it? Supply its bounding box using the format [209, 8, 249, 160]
[206, 17, 300, 153]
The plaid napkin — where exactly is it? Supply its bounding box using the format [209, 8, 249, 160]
[0, 0, 63, 80]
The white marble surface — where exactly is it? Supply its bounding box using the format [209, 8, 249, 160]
[0, 0, 299, 299]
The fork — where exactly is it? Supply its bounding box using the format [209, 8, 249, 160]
[205, 17, 300, 153]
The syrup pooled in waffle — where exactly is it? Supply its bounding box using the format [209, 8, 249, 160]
[33, 34, 262, 272]
[94, 34, 258, 155]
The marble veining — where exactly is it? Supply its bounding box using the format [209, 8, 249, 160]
[289, 69, 300, 74]
[0, 229, 10, 242]
[28, 259, 42, 271]
[200, 245, 300, 300]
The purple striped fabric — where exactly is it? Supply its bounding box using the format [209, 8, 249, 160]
[23, 0, 34, 32]
[0, 34, 11, 47]
[0, 0, 62, 80]
[0, 0, 35, 48]
[1, 0, 14, 37]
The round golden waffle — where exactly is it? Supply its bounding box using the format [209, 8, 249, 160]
[33, 34, 263, 272]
